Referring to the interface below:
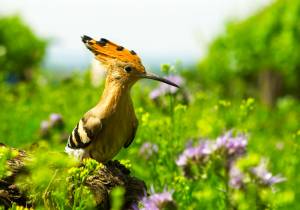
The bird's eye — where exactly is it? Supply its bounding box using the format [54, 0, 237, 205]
[124, 66, 133, 73]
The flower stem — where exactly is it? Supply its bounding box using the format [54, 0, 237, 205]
[224, 158, 232, 210]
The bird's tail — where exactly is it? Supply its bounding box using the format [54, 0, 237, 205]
[65, 146, 85, 161]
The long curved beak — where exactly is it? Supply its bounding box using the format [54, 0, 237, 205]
[141, 72, 180, 88]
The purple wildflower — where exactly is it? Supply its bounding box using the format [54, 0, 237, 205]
[176, 140, 214, 178]
[149, 89, 163, 100]
[149, 75, 184, 100]
[40, 120, 50, 137]
[49, 113, 64, 128]
[251, 159, 286, 186]
[131, 203, 139, 210]
[176, 140, 213, 167]
[216, 131, 247, 158]
[229, 164, 245, 189]
[140, 191, 176, 210]
[139, 142, 159, 159]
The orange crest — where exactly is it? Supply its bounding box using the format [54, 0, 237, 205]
[82, 35, 142, 65]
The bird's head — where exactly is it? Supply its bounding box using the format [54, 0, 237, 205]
[82, 35, 179, 88]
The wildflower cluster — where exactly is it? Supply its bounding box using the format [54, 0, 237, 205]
[68, 158, 103, 184]
[250, 159, 286, 187]
[176, 140, 213, 178]
[67, 158, 103, 208]
[136, 190, 177, 210]
[215, 131, 247, 159]
[176, 131, 285, 189]
[229, 165, 244, 189]
[176, 140, 213, 166]
[39, 113, 64, 137]
[138, 142, 159, 160]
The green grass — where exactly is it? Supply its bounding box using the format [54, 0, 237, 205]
[0, 71, 299, 209]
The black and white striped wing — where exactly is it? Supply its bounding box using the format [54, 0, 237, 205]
[67, 116, 102, 149]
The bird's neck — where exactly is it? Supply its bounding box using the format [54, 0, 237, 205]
[96, 76, 133, 114]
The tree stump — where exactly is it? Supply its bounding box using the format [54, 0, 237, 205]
[0, 145, 146, 210]
[0, 146, 30, 208]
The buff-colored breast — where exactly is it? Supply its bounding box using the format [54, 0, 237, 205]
[83, 93, 137, 162]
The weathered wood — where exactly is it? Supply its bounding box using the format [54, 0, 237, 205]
[85, 160, 146, 210]
[0, 146, 146, 210]
[0, 147, 30, 208]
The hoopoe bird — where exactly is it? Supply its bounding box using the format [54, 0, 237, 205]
[65, 35, 179, 162]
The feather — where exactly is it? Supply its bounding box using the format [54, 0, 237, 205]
[81, 35, 143, 68]
[67, 116, 102, 149]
